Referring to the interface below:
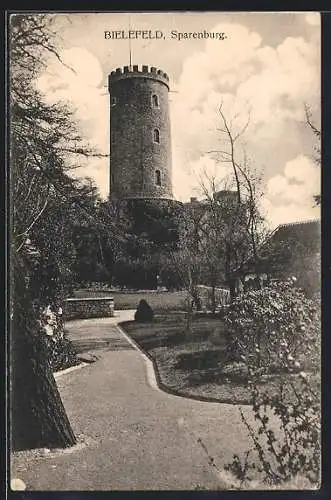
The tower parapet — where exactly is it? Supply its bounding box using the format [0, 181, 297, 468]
[108, 65, 169, 91]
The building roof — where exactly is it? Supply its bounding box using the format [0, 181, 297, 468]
[233, 218, 321, 276]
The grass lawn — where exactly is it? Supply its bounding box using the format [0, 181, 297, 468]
[73, 289, 186, 312]
[121, 313, 320, 405]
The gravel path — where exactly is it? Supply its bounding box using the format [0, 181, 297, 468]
[11, 312, 258, 491]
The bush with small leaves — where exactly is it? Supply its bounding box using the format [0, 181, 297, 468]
[134, 299, 154, 322]
[224, 278, 320, 373]
[221, 279, 320, 488]
[224, 373, 320, 488]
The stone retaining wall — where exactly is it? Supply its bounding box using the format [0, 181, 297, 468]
[64, 297, 115, 320]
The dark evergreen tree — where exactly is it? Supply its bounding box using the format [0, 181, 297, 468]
[134, 299, 154, 322]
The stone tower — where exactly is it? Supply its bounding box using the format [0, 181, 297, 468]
[108, 65, 173, 200]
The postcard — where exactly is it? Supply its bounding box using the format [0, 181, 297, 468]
[8, 11, 321, 492]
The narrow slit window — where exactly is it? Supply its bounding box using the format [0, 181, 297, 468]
[111, 96, 117, 106]
[153, 128, 160, 143]
[152, 94, 159, 107]
[155, 169, 161, 186]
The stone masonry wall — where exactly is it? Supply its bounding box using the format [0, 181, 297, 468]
[109, 65, 173, 200]
[64, 297, 115, 321]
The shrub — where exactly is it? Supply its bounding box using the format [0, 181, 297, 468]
[193, 369, 320, 489]
[224, 373, 320, 488]
[222, 279, 321, 488]
[134, 299, 154, 322]
[224, 279, 320, 373]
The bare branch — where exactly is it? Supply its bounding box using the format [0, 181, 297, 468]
[218, 105, 241, 205]
[304, 104, 321, 139]
[206, 150, 231, 156]
[15, 188, 50, 251]
[233, 110, 251, 142]
[18, 135, 125, 243]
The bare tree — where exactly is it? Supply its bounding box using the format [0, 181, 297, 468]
[166, 105, 267, 332]
[169, 205, 204, 335]
[197, 177, 253, 306]
[214, 106, 266, 258]
[203, 105, 267, 297]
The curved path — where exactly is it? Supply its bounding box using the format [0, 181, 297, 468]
[11, 311, 256, 491]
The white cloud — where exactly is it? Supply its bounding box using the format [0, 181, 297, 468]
[267, 175, 289, 197]
[172, 154, 235, 201]
[261, 198, 320, 229]
[36, 47, 109, 153]
[262, 154, 320, 228]
[35, 47, 110, 196]
[267, 155, 320, 201]
[33, 16, 320, 227]
[170, 21, 320, 227]
[284, 154, 319, 183]
[172, 23, 319, 151]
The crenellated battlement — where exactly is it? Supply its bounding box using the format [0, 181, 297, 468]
[108, 65, 169, 90]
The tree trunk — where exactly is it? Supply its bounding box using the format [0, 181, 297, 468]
[11, 271, 76, 451]
[229, 279, 236, 302]
[191, 286, 201, 310]
[185, 299, 193, 338]
[211, 284, 217, 314]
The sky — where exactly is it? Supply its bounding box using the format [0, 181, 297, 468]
[35, 12, 321, 229]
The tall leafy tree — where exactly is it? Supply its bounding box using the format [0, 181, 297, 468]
[9, 14, 115, 450]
